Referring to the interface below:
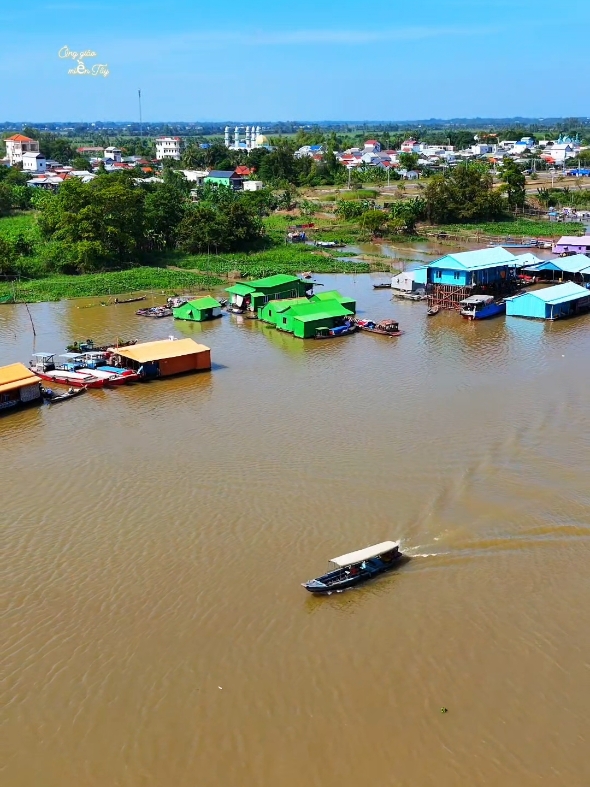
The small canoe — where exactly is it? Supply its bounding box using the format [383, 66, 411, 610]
[113, 296, 146, 304]
[373, 283, 392, 289]
[42, 386, 87, 403]
[427, 305, 440, 316]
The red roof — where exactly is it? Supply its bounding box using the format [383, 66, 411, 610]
[235, 166, 253, 176]
[365, 140, 379, 145]
[5, 134, 35, 142]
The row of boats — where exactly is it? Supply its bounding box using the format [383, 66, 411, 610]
[29, 350, 140, 389]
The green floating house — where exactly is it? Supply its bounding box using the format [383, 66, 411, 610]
[259, 290, 357, 339]
[226, 274, 313, 313]
[172, 296, 223, 322]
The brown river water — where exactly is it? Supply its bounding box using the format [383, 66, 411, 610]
[2, 274, 590, 787]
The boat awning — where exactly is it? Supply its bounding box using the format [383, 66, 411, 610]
[60, 352, 84, 359]
[330, 541, 400, 567]
[460, 295, 493, 305]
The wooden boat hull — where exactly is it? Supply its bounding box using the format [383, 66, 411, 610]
[373, 283, 392, 289]
[303, 552, 404, 594]
[427, 307, 439, 316]
[42, 387, 87, 403]
[35, 370, 105, 389]
[357, 326, 403, 337]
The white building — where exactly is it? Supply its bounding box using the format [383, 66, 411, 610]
[103, 146, 122, 163]
[155, 136, 183, 160]
[4, 134, 40, 165]
[22, 151, 46, 174]
[224, 126, 267, 152]
[243, 180, 264, 191]
[175, 169, 209, 184]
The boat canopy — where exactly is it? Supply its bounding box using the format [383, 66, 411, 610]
[460, 295, 494, 305]
[330, 541, 400, 567]
[60, 352, 84, 359]
[31, 352, 55, 359]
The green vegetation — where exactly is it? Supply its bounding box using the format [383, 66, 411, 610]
[425, 163, 504, 223]
[0, 267, 223, 303]
[338, 189, 378, 200]
[169, 245, 373, 278]
[428, 219, 585, 237]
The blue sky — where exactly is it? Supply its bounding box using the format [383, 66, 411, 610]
[1, 0, 588, 122]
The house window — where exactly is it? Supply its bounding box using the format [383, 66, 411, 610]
[454, 272, 460, 280]
[436, 270, 442, 279]
[283, 318, 287, 324]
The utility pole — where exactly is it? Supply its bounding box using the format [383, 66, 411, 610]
[138, 89, 143, 146]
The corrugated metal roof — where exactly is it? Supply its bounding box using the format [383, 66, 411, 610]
[505, 282, 589, 304]
[226, 283, 255, 296]
[0, 363, 40, 394]
[534, 255, 590, 274]
[182, 296, 221, 309]
[115, 338, 210, 364]
[555, 236, 590, 245]
[247, 274, 303, 288]
[429, 247, 519, 271]
[293, 307, 353, 322]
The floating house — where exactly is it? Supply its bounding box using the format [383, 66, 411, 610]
[260, 295, 355, 339]
[552, 236, 590, 256]
[259, 290, 356, 328]
[172, 297, 223, 322]
[391, 270, 424, 293]
[113, 338, 211, 378]
[311, 290, 356, 313]
[419, 247, 519, 310]
[505, 282, 590, 320]
[226, 274, 313, 313]
[525, 255, 590, 285]
[0, 363, 42, 412]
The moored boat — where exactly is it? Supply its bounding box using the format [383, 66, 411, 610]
[30, 354, 106, 388]
[136, 306, 172, 318]
[314, 321, 357, 339]
[302, 541, 404, 593]
[355, 318, 403, 337]
[459, 295, 506, 320]
[42, 386, 87, 403]
[427, 305, 440, 316]
[373, 283, 392, 289]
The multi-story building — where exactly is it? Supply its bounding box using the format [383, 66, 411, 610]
[155, 136, 183, 160]
[4, 134, 40, 165]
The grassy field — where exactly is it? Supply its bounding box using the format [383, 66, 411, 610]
[0, 268, 223, 303]
[0, 212, 41, 241]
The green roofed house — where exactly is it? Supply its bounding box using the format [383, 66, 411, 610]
[264, 298, 354, 338]
[312, 290, 356, 313]
[227, 274, 313, 313]
[204, 170, 244, 190]
[172, 296, 223, 322]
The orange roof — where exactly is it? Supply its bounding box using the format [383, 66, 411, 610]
[5, 134, 35, 142]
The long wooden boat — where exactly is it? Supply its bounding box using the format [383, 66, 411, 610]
[302, 541, 403, 594]
[355, 319, 403, 337]
[66, 339, 137, 353]
[373, 283, 392, 289]
[113, 296, 146, 304]
[42, 386, 87, 403]
[136, 306, 172, 318]
[427, 305, 440, 316]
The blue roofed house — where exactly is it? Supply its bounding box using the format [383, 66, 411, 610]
[505, 282, 590, 320]
[526, 255, 590, 287]
[424, 247, 519, 309]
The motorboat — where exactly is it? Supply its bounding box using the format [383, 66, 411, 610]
[29, 354, 106, 388]
[302, 541, 404, 593]
[460, 294, 506, 320]
[314, 321, 357, 339]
